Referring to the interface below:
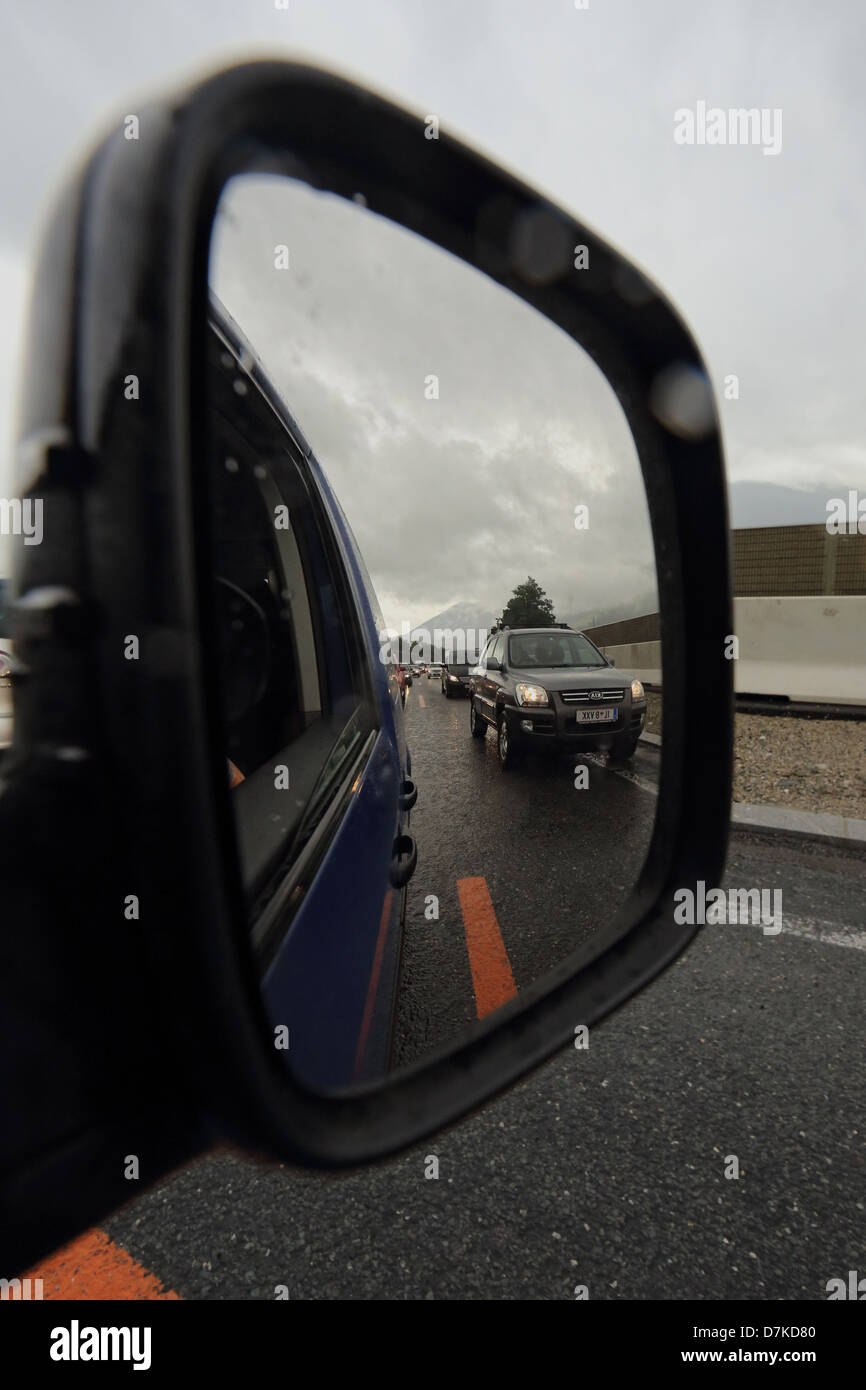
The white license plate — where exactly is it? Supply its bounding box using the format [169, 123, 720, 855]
[575, 707, 617, 723]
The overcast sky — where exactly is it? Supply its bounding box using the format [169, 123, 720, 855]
[2, 0, 865, 604]
[211, 176, 655, 630]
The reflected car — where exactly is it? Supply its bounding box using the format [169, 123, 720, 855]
[208, 299, 418, 1088]
[469, 626, 646, 769]
[441, 660, 472, 697]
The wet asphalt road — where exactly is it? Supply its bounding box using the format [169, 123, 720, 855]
[392, 677, 657, 1065]
[96, 684, 866, 1301]
[103, 822, 866, 1300]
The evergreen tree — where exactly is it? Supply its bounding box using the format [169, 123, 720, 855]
[499, 577, 557, 628]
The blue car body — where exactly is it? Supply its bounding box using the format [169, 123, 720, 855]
[211, 300, 410, 1091]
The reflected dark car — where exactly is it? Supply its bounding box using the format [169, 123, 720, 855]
[441, 660, 472, 697]
[469, 625, 646, 769]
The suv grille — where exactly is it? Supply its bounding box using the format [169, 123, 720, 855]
[560, 687, 626, 704]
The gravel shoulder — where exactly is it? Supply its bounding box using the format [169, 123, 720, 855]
[644, 691, 866, 820]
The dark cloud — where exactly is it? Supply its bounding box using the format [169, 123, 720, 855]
[212, 176, 657, 629]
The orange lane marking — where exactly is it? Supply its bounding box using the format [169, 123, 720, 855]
[456, 876, 518, 1020]
[418, 694, 426, 707]
[22, 1228, 180, 1300]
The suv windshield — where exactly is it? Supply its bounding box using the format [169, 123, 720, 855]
[508, 631, 607, 669]
[447, 663, 470, 675]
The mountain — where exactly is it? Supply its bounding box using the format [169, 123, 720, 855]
[405, 596, 659, 652]
[404, 600, 498, 661]
[411, 600, 498, 636]
[563, 589, 660, 631]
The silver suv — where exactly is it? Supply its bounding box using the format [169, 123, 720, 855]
[469, 625, 647, 770]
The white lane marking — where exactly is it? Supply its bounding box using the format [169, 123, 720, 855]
[768, 915, 866, 953]
[700, 910, 866, 952]
[588, 756, 866, 950]
[582, 750, 659, 797]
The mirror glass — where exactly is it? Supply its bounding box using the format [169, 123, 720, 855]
[206, 171, 662, 1091]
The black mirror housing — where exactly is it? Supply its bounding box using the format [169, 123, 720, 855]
[2, 60, 732, 1267]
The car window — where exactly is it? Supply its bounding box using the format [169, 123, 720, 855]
[207, 323, 377, 911]
[508, 631, 607, 669]
[492, 634, 505, 664]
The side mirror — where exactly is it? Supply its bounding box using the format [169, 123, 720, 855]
[3, 59, 731, 1265]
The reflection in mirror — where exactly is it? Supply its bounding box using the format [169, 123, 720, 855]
[206, 172, 661, 1092]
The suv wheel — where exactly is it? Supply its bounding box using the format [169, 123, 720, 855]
[470, 699, 487, 739]
[497, 713, 520, 769]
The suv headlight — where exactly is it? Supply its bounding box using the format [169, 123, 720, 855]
[515, 683, 549, 706]
[631, 678, 645, 700]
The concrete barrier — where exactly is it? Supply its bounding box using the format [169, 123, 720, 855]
[732, 596, 865, 704]
[600, 639, 661, 687]
[599, 596, 866, 705]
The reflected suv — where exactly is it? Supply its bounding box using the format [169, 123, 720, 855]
[469, 625, 646, 770]
[441, 659, 472, 697]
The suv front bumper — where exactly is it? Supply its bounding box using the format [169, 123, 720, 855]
[504, 696, 646, 751]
